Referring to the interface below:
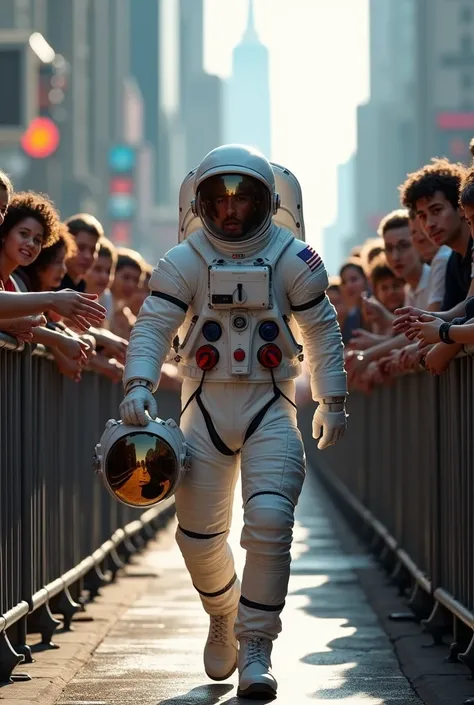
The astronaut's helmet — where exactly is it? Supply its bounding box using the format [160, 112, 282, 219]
[93, 417, 190, 509]
[194, 145, 279, 243]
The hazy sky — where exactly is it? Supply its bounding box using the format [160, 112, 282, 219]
[203, 0, 369, 252]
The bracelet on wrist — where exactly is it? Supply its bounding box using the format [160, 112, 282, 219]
[439, 322, 455, 345]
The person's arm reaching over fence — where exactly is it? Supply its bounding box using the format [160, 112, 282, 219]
[0, 289, 105, 330]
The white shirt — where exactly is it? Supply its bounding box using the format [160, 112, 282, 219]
[426, 245, 451, 307]
[404, 263, 431, 310]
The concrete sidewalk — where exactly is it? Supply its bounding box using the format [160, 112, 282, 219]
[52, 471, 422, 704]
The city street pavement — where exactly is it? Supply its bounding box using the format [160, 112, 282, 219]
[55, 470, 422, 705]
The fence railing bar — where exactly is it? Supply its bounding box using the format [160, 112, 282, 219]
[434, 587, 474, 630]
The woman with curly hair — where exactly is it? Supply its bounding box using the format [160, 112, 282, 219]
[0, 190, 60, 292]
[16, 221, 77, 292]
[0, 193, 97, 378]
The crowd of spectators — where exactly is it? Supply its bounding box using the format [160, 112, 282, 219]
[0, 170, 178, 390]
[318, 144, 474, 395]
[4, 142, 474, 402]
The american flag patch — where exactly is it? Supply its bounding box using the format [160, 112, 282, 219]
[296, 245, 322, 271]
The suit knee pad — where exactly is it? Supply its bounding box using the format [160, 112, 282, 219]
[241, 492, 295, 557]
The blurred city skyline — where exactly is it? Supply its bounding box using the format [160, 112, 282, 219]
[204, 0, 370, 255]
[2, 1, 473, 275]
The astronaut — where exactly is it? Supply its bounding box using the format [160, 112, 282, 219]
[119, 145, 347, 699]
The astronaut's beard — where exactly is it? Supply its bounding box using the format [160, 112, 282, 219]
[222, 217, 244, 236]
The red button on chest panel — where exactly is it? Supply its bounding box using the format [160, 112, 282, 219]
[257, 343, 282, 368]
[196, 345, 219, 370]
[233, 348, 246, 362]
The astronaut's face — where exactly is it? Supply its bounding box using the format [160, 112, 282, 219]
[212, 192, 254, 236]
[198, 174, 271, 242]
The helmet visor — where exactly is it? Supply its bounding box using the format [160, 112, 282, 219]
[105, 432, 177, 507]
[196, 173, 271, 242]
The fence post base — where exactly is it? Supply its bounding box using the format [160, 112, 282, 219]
[49, 588, 80, 631]
[27, 603, 61, 648]
[0, 631, 30, 684]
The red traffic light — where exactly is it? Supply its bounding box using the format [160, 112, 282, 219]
[196, 345, 219, 371]
[21, 117, 60, 159]
[257, 344, 282, 369]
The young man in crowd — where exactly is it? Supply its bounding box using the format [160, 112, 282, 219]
[394, 159, 472, 374]
[403, 155, 474, 367]
[399, 159, 472, 314]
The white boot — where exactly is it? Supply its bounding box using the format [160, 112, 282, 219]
[237, 636, 277, 699]
[204, 608, 238, 681]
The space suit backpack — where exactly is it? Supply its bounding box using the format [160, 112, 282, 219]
[93, 416, 190, 509]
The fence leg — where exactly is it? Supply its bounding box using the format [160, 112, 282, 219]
[49, 588, 80, 631]
[448, 617, 470, 663]
[389, 560, 411, 596]
[107, 548, 126, 582]
[421, 600, 452, 646]
[407, 582, 432, 620]
[130, 531, 146, 552]
[11, 616, 33, 663]
[84, 564, 107, 600]
[27, 603, 61, 648]
[0, 631, 30, 684]
[69, 577, 87, 612]
[117, 536, 137, 563]
[378, 544, 396, 573]
[458, 632, 474, 675]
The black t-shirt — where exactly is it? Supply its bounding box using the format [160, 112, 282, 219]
[441, 236, 473, 311]
[57, 272, 86, 292]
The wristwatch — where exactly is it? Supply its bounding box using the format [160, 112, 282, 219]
[439, 322, 455, 344]
[322, 397, 346, 411]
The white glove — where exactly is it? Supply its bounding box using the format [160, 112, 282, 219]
[312, 403, 347, 450]
[119, 382, 158, 427]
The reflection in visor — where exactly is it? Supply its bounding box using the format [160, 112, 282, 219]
[105, 432, 177, 507]
[197, 173, 271, 242]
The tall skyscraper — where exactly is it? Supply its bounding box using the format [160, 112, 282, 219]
[130, 0, 161, 204]
[179, 0, 223, 171]
[225, 0, 271, 158]
[353, 0, 417, 242]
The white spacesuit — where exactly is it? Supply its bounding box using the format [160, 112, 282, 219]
[119, 145, 347, 699]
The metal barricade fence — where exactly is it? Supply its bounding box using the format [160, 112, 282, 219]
[300, 355, 474, 671]
[0, 335, 180, 684]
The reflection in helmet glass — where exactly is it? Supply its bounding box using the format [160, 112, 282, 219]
[196, 173, 271, 242]
[105, 432, 177, 507]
